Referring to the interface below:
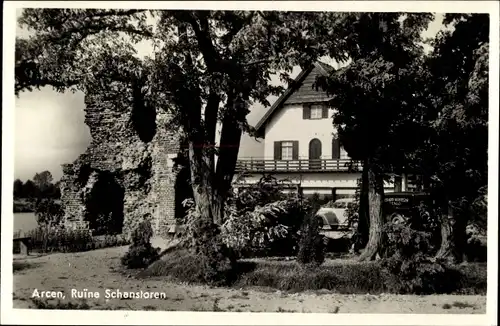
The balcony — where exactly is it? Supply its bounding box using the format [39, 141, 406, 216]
[235, 158, 362, 173]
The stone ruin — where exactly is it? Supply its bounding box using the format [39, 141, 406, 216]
[59, 91, 191, 238]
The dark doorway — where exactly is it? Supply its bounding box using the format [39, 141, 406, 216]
[309, 138, 322, 170]
[84, 172, 124, 236]
[174, 166, 194, 222]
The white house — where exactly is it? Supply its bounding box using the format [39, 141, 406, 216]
[234, 61, 415, 200]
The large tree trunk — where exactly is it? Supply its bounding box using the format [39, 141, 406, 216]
[354, 160, 370, 252]
[358, 162, 386, 261]
[188, 142, 216, 223]
[211, 97, 244, 224]
[435, 201, 468, 263]
[186, 106, 244, 226]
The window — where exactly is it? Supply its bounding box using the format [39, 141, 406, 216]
[274, 141, 298, 160]
[310, 104, 323, 119]
[281, 141, 294, 160]
[303, 104, 329, 120]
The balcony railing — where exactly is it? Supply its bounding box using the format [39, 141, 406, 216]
[235, 158, 362, 172]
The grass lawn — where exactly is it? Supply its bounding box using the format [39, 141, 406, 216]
[12, 245, 486, 313]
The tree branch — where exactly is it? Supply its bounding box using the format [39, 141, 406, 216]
[181, 12, 222, 73]
[15, 78, 80, 95]
[176, 22, 203, 145]
[15, 61, 81, 95]
[89, 9, 149, 18]
[224, 11, 257, 47]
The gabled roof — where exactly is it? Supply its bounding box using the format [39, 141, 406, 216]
[255, 61, 335, 133]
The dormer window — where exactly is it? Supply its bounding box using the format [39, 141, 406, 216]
[303, 103, 329, 120]
[310, 104, 323, 119]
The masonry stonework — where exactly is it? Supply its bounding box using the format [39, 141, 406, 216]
[60, 91, 181, 238]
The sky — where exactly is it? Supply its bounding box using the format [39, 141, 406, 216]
[13, 11, 444, 182]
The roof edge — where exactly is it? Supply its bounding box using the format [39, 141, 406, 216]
[254, 61, 334, 133]
[254, 66, 313, 133]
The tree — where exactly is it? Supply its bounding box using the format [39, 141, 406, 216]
[50, 181, 62, 199]
[421, 14, 489, 263]
[316, 13, 433, 260]
[13, 179, 24, 198]
[15, 9, 356, 232]
[21, 179, 37, 198]
[33, 170, 54, 197]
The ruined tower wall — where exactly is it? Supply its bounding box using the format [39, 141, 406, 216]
[60, 88, 180, 238]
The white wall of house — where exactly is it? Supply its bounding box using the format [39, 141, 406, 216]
[263, 104, 348, 159]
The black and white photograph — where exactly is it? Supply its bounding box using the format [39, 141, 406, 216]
[2, 1, 498, 325]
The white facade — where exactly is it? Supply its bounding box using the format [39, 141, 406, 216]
[263, 104, 348, 160]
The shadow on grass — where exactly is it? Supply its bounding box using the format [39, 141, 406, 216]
[13, 261, 42, 273]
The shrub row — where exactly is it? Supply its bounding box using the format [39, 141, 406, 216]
[13, 226, 129, 254]
[239, 259, 487, 295]
[142, 249, 487, 295]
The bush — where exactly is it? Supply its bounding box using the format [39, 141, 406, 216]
[34, 198, 64, 227]
[220, 197, 306, 258]
[223, 177, 310, 258]
[233, 175, 291, 212]
[381, 218, 462, 294]
[225, 176, 307, 257]
[381, 254, 458, 294]
[142, 248, 256, 286]
[179, 185, 308, 259]
[175, 199, 241, 285]
[121, 219, 160, 269]
[121, 244, 160, 269]
[465, 236, 487, 262]
[383, 222, 438, 258]
[192, 220, 238, 285]
[297, 208, 325, 266]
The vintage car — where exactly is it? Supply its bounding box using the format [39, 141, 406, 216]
[316, 198, 355, 230]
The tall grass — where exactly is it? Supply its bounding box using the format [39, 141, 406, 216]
[13, 226, 130, 254]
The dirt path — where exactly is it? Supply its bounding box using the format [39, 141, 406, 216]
[12, 246, 486, 313]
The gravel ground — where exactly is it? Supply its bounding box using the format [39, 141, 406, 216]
[12, 246, 486, 313]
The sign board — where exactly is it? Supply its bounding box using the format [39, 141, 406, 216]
[384, 197, 410, 206]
